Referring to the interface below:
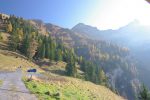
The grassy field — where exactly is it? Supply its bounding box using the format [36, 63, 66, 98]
[40, 60, 84, 79]
[0, 49, 124, 100]
[0, 50, 43, 72]
[23, 73, 125, 100]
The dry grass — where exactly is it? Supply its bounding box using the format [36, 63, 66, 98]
[1, 32, 10, 42]
[27, 72, 125, 100]
[0, 36, 124, 100]
[65, 77, 125, 100]
[0, 50, 43, 72]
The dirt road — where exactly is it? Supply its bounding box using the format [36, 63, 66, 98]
[0, 69, 37, 100]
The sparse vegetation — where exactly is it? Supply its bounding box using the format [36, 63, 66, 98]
[23, 75, 124, 100]
[138, 84, 150, 100]
[0, 50, 43, 72]
[24, 79, 89, 100]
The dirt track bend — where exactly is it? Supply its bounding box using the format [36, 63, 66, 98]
[0, 69, 37, 100]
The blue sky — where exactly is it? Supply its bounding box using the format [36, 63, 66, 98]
[0, 0, 150, 30]
[0, 0, 97, 28]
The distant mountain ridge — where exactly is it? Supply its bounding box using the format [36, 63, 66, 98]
[72, 20, 150, 46]
[72, 21, 150, 89]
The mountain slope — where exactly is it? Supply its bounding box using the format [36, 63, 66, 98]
[0, 49, 124, 100]
[0, 14, 140, 99]
[0, 14, 126, 100]
[24, 71, 125, 100]
[31, 20, 140, 100]
[72, 21, 150, 90]
[72, 20, 150, 45]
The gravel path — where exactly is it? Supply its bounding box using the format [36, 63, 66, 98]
[0, 69, 37, 100]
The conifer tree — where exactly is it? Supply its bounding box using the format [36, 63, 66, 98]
[99, 68, 107, 86]
[138, 84, 150, 100]
[45, 37, 49, 58]
[50, 42, 55, 60]
[21, 34, 30, 55]
[46, 43, 51, 59]
[66, 55, 77, 77]
[35, 38, 43, 58]
[10, 30, 19, 51]
[85, 62, 95, 82]
[56, 49, 63, 61]
[42, 43, 46, 59]
[80, 59, 86, 72]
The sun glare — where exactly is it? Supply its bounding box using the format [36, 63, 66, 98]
[86, 0, 150, 30]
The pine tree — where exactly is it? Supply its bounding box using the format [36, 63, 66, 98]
[50, 42, 55, 60]
[91, 66, 97, 82]
[56, 49, 63, 61]
[80, 59, 86, 72]
[42, 44, 46, 59]
[47, 43, 51, 59]
[85, 62, 96, 82]
[10, 30, 19, 51]
[66, 55, 77, 77]
[99, 68, 107, 86]
[45, 37, 49, 58]
[138, 84, 150, 100]
[63, 49, 68, 62]
[21, 34, 30, 55]
[35, 38, 43, 58]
